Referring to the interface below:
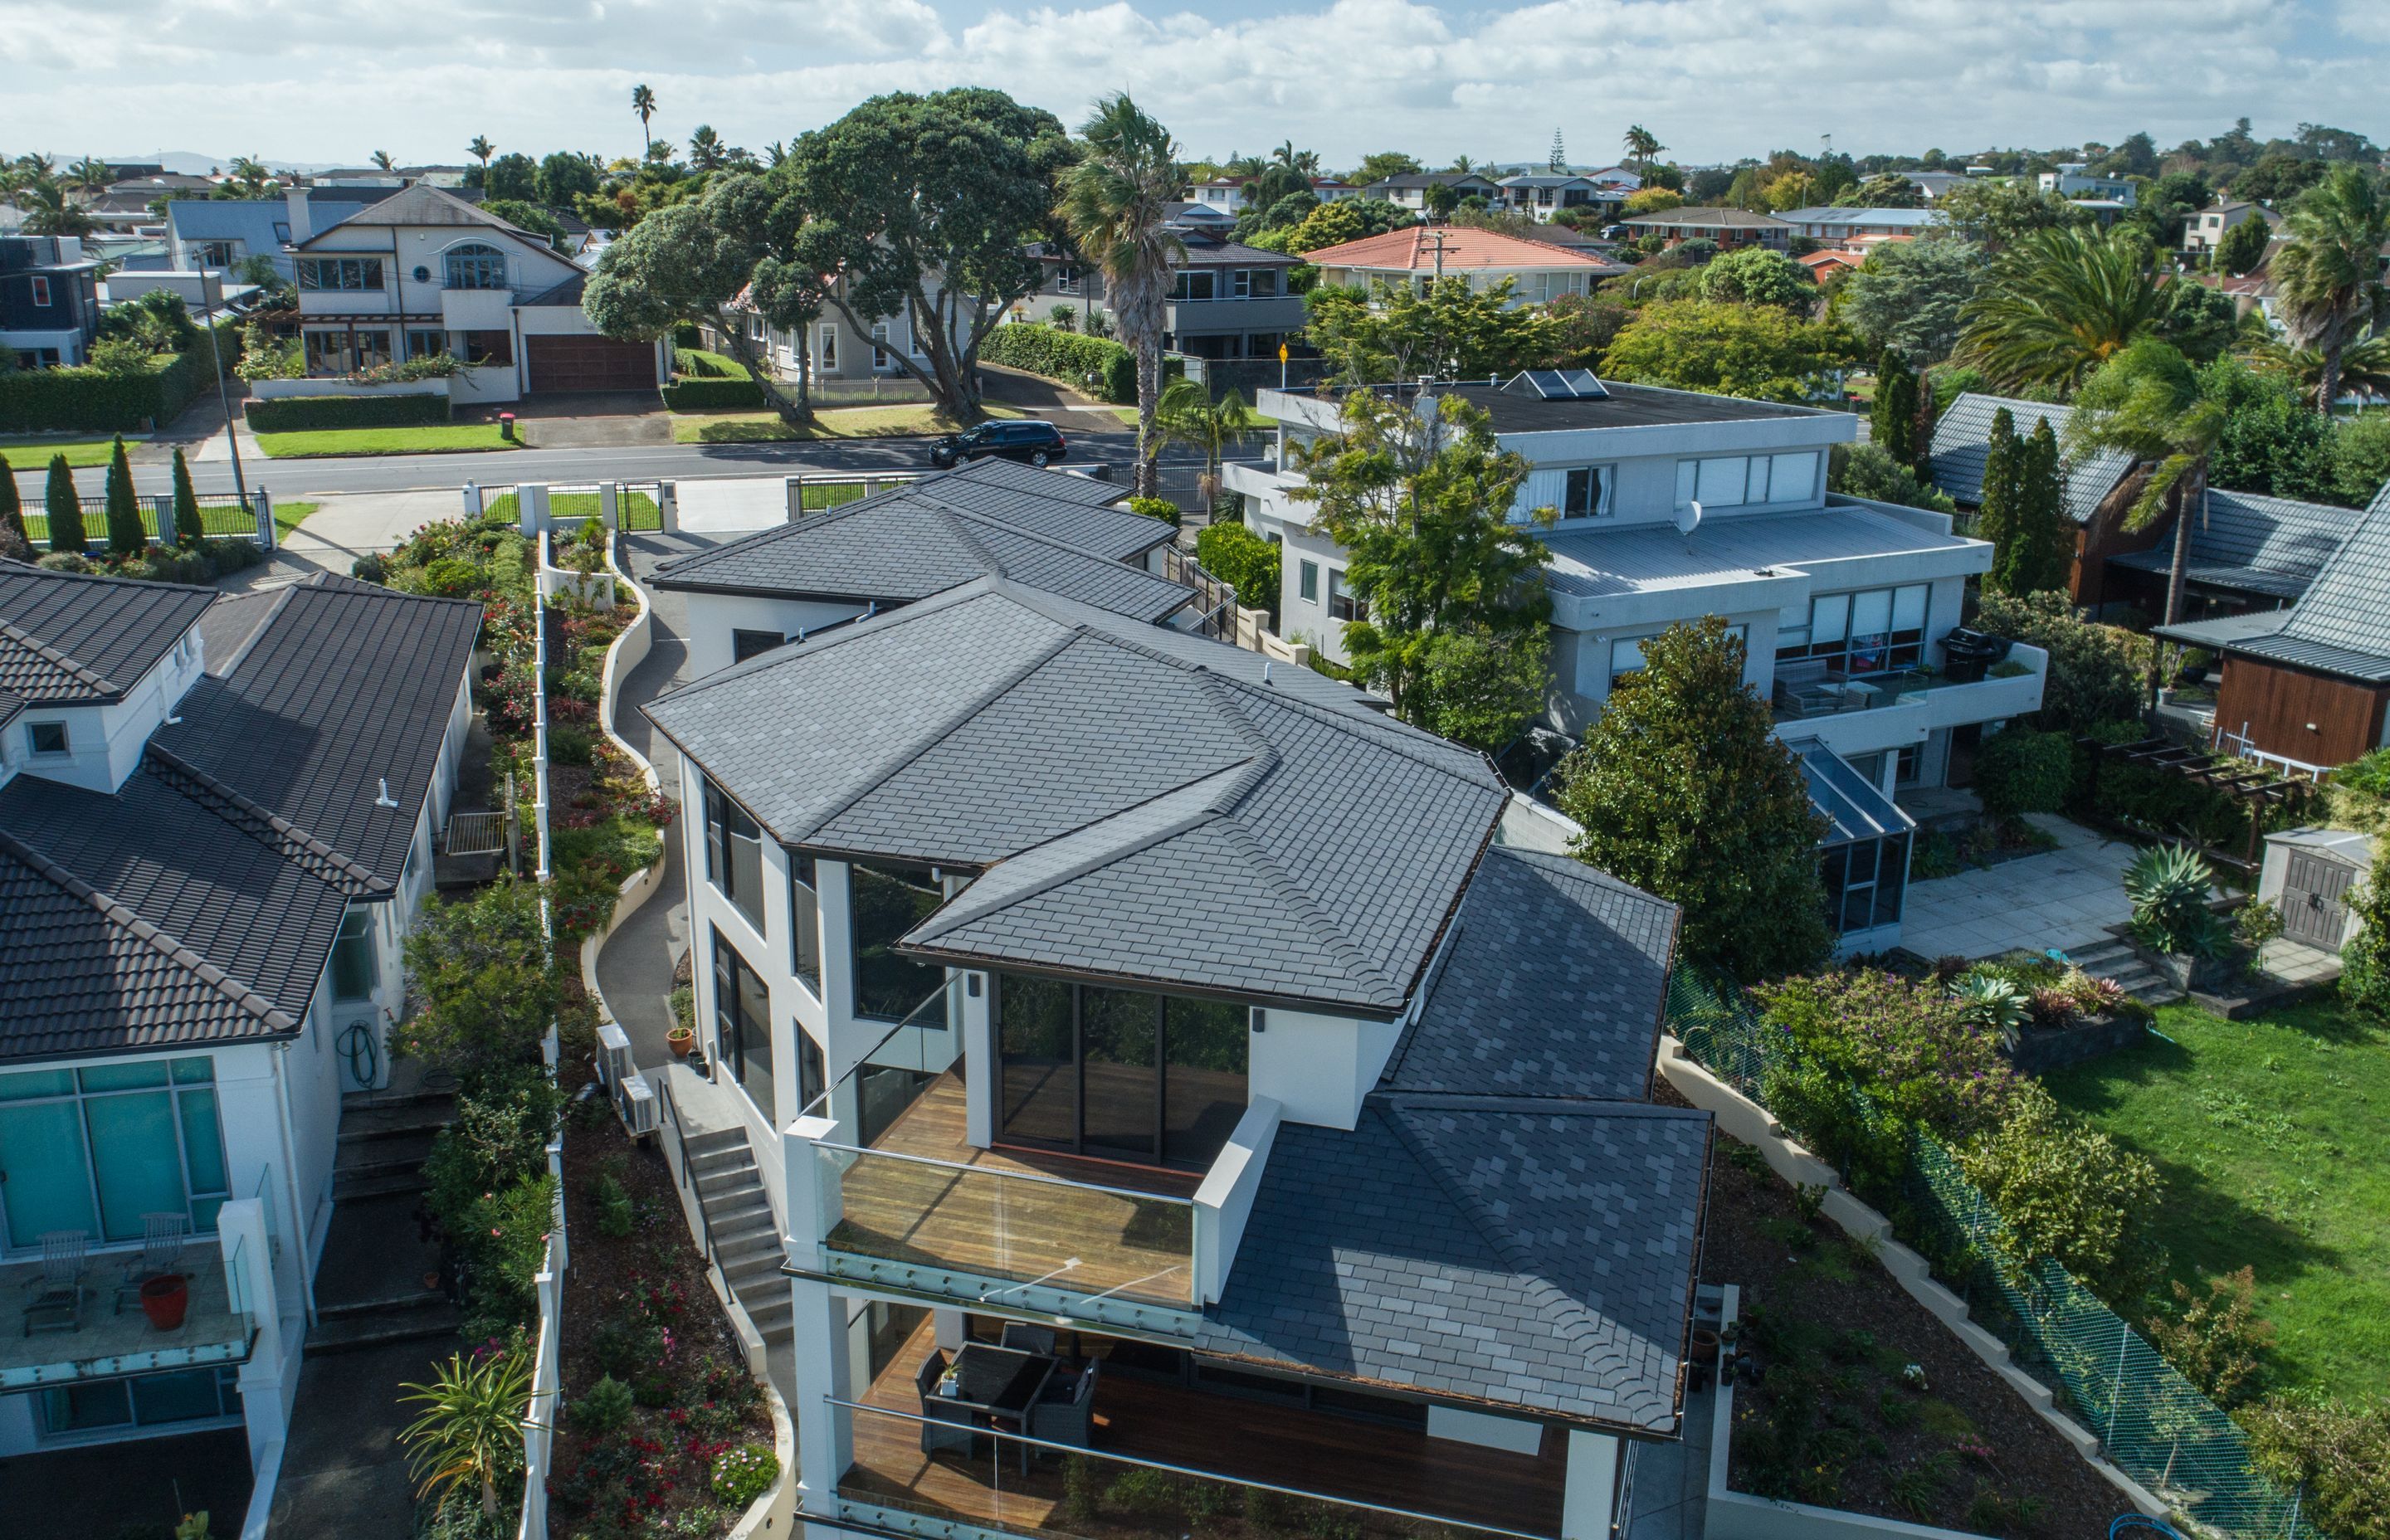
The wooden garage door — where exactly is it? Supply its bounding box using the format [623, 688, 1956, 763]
[524, 335, 656, 392]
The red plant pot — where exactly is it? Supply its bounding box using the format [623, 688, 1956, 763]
[139, 1273, 190, 1331]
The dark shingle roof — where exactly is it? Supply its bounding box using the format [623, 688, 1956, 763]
[651, 468, 1187, 622]
[1383, 848, 1677, 1101]
[154, 574, 481, 886]
[303, 183, 520, 238]
[2154, 483, 2390, 681]
[646, 578, 1502, 1015]
[0, 561, 216, 704]
[1928, 393, 2134, 524]
[1193, 1098, 1710, 1433]
[2106, 487, 2363, 601]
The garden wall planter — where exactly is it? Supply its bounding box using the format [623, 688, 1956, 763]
[2006, 1013, 2147, 1075]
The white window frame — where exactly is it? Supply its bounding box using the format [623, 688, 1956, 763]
[817, 324, 838, 372]
[1559, 465, 1616, 520]
[871, 321, 891, 371]
[28, 720, 69, 756]
[28, 275, 51, 307]
[1675, 451, 1821, 511]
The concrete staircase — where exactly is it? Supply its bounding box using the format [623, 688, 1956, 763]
[685, 1127, 792, 1342]
[310, 1088, 463, 1354]
[2066, 932, 2176, 1006]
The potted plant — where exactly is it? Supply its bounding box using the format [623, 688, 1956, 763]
[667, 1025, 695, 1058]
[140, 1271, 190, 1330]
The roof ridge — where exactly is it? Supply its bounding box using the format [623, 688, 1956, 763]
[652, 491, 902, 581]
[145, 743, 393, 897]
[0, 617, 124, 696]
[1209, 816, 1402, 1006]
[0, 557, 217, 597]
[936, 504, 1007, 577]
[208, 585, 298, 678]
[0, 822, 303, 1034]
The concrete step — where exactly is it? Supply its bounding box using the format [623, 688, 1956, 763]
[690, 1148, 755, 1181]
[695, 1168, 762, 1202]
[339, 1099, 457, 1143]
[710, 1209, 778, 1244]
[333, 1168, 429, 1201]
[318, 1288, 446, 1323]
[333, 1133, 437, 1182]
[715, 1226, 782, 1262]
[685, 1128, 750, 1157]
[305, 1299, 461, 1356]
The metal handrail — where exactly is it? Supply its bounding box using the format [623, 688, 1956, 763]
[798, 977, 954, 1123]
[822, 1396, 1553, 1540]
[812, 1137, 1196, 1210]
[656, 1075, 718, 1275]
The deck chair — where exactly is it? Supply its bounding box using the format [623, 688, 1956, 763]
[22, 1230, 89, 1337]
[915, 1350, 977, 1455]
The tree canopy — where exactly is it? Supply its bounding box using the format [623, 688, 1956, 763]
[1696, 246, 1814, 311]
[1838, 236, 1983, 362]
[1602, 300, 1864, 403]
[1304, 275, 1558, 383]
[482, 152, 538, 202]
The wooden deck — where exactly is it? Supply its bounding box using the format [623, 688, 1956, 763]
[843, 1318, 1569, 1540]
[829, 1074, 1200, 1308]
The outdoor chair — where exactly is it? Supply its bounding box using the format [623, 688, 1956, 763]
[22, 1230, 90, 1337]
[999, 1322, 1058, 1357]
[915, 1350, 977, 1455]
[1030, 1357, 1100, 1450]
[115, 1212, 190, 1314]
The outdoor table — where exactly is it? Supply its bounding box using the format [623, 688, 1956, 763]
[927, 1343, 1055, 1473]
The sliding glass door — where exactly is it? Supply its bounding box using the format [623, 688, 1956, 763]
[994, 976, 1250, 1171]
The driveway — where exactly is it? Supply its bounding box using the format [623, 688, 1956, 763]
[1898, 814, 2141, 960]
[282, 489, 461, 575]
[675, 475, 788, 534]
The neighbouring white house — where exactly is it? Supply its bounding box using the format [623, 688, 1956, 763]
[1497, 173, 1629, 223]
[1772, 206, 1944, 246]
[2037, 163, 2138, 205]
[1358, 171, 1503, 212]
[2181, 199, 2282, 255]
[1234, 374, 2046, 952]
[647, 457, 1198, 677]
[284, 183, 664, 403]
[639, 563, 1710, 1540]
[0, 563, 480, 1476]
[1303, 226, 1631, 305]
[707, 272, 981, 389]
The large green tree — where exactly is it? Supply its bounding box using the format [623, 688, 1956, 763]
[1555, 617, 1829, 980]
[2212, 212, 2270, 276]
[1838, 236, 1983, 362]
[1869, 348, 1922, 467]
[2268, 164, 2390, 415]
[2066, 336, 2228, 626]
[1291, 391, 1550, 724]
[1975, 404, 2024, 574]
[1304, 276, 1558, 384]
[1057, 94, 1183, 499]
[788, 90, 1071, 420]
[534, 151, 600, 209]
[1696, 246, 1813, 311]
[583, 173, 825, 422]
[482, 153, 538, 202]
[169, 448, 203, 548]
[1997, 417, 2070, 596]
[1956, 225, 2162, 393]
[1602, 299, 1864, 403]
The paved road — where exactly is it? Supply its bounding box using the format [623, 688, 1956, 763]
[15, 429, 1264, 501]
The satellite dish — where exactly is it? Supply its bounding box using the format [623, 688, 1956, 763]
[1675, 499, 1704, 538]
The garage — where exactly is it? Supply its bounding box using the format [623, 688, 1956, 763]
[524, 334, 657, 393]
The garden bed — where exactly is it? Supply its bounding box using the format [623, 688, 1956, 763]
[545, 1099, 774, 1538]
[1681, 1088, 2125, 1536]
[1910, 817, 2060, 881]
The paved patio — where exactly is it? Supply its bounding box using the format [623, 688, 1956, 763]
[1899, 814, 2141, 961]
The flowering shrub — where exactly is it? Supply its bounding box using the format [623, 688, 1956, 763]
[1756, 971, 2017, 1143]
[710, 1445, 778, 1509]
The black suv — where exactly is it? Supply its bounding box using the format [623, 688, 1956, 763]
[929, 419, 1068, 468]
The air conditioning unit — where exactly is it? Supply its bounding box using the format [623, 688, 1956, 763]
[614, 1070, 659, 1141]
[596, 1022, 634, 1090]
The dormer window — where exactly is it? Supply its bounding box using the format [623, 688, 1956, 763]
[443, 243, 508, 290]
[29, 722, 68, 756]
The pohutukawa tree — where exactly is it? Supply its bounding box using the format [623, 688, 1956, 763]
[1057, 93, 1183, 499]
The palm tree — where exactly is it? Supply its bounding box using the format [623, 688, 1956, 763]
[1154, 378, 1253, 506]
[1447, 154, 1475, 174]
[2244, 333, 2390, 408]
[1623, 125, 1662, 178]
[468, 135, 494, 172]
[1271, 140, 1319, 178]
[631, 84, 659, 150]
[1058, 93, 1185, 500]
[688, 126, 726, 173]
[370, 149, 396, 172]
[1955, 224, 2163, 393]
[2066, 336, 2227, 626]
[764, 139, 788, 169]
[17, 176, 98, 237]
[399, 1351, 534, 1522]
[226, 156, 274, 197]
[2267, 163, 2390, 416]
[64, 156, 113, 193]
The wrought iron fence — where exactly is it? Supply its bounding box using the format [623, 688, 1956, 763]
[470, 481, 666, 532]
[25, 491, 271, 548]
[1665, 966, 2322, 1540]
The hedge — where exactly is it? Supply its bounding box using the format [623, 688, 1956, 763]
[0, 317, 244, 434]
[676, 348, 751, 380]
[660, 375, 763, 410]
[247, 392, 452, 432]
[979, 323, 1136, 404]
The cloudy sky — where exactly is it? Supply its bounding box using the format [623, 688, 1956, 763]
[5, 0, 2385, 172]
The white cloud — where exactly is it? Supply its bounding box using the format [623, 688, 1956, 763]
[0, 0, 2376, 168]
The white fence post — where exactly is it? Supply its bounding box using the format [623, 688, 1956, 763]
[598, 482, 618, 532]
[462, 481, 481, 519]
[658, 481, 678, 533]
[255, 489, 276, 551]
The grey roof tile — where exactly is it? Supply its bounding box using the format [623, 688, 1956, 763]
[0, 560, 217, 704]
[2106, 487, 2364, 600]
[1928, 393, 2134, 524]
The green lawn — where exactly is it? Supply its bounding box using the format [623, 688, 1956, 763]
[671, 402, 1022, 444]
[272, 500, 319, 540]
[480, 490, 661, 531]
[1098, 403, 1271, 430]
[0, 436, 143, 470]
[254, 424, 519, 459]
[2044, 997, 2390, 1391]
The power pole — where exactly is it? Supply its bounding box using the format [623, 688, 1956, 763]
[198, 272, 251, 516]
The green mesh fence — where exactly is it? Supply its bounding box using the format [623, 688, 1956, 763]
[1666, 965, 2322, 1540]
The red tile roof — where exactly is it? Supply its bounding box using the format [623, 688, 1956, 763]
[1303, 227, 1625, 271]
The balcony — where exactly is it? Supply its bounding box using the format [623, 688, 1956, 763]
[0, 1235, 256, 1391]
[1163, 295, 1310, 335]
[832, 1313, 1567, 1540]
[440, 286, 515, 331]
[1770, 643, 2048, 756]
[813, 1074, 1207, 1333]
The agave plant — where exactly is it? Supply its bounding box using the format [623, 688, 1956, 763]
[1948, 973, 2029, 1035]
[2124, 843, 2227, 957]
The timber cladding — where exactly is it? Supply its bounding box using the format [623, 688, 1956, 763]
[2214, 655, 2390, 766]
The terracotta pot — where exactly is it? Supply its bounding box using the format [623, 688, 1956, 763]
[667, 1027, 695, 1059]
[1692, 1327, 1722, 1362]
[140, 1273, 190, 1331]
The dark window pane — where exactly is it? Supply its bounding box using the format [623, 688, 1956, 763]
[1163, 997, 1248, 1167]
[999, 973, 1077, 1148]
[850, 864, 947, 1022]
[797, 1030, 826, 1116]
[789, 855, 821, 991]
[1842, 884, 1877, 932]
[713, 928, 773, 1120]
[1080, 987, 1158, 1162]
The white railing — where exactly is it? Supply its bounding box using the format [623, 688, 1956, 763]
[517, 544, 567, 1540]
[2213, 722, 2336, 783]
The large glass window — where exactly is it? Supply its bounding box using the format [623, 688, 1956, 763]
[39, 1367, 241, 1438]
[702, 777, 767, 935]
[712, 928, 773, 1118]
[442, 243, 508, 290]
[788, 852, 821, 994]
[0, 1058, 230, 1246]
[1328, 570, 1367, 622]
[995, 977, 1251, 1171]
[1822, 833, 1909, 934]
[1172, 270, 1218, 302]
[849, 863, 949, 1023]
[1776, 584, 1930, 674]
[1562, 465, 1612, 519]
[297, 256, 383, 291]
[1675, 451, 1819, 509]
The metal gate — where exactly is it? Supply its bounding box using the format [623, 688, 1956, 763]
[2281, 850, 2358, 948]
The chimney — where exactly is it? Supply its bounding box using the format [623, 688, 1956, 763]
[285, 188, 311, 246]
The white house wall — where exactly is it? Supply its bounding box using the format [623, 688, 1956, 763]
[680, 594, 871, 682]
